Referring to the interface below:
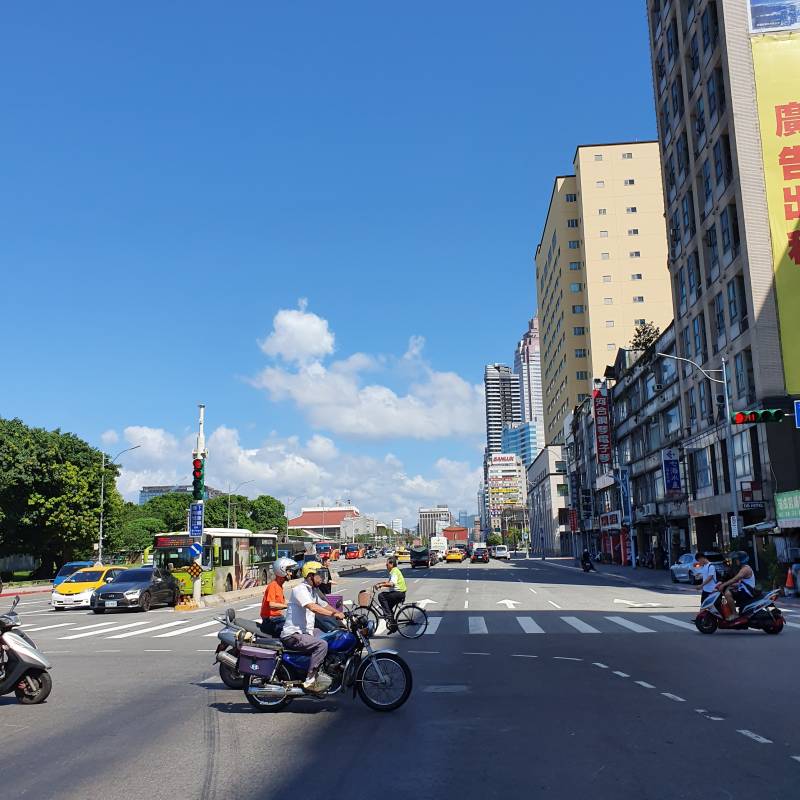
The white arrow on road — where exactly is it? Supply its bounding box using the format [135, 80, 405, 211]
[497, 599, 521, 609]
[417, 599, 438, 608]
[613, 599, 663, 608]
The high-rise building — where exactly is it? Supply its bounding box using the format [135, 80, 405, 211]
[535, 142, 673, 445]
[645, 1, 800, 548]
[514, 317, 545, 452]
[417, 505, 452, 539]
[484, 364, 521, 454]
[486, 454, 527, 535]
[501, 422, 539, 469]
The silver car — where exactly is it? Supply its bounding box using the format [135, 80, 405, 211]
[670, 553, 725, 584]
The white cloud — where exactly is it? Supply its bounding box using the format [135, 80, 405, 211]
[101, 429, 119, 445]
[251, 304, 484, 441]
[113, 424, 480, 525]
[258, 299, 335, 364]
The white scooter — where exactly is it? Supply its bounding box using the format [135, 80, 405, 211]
[0, 596, 53, 703]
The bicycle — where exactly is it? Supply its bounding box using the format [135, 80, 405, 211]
[353, 587, 428, 639]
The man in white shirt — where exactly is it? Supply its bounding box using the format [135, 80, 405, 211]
[695, 552, 718, 603]
[280, 561, 345, 691]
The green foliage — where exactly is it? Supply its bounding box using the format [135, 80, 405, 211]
[487, 533, 502, 546]
[250, 494, 287, 534]
[138, 493, 193, 531]
[629, 321, 660, 351]
[111, 516, 166, 552]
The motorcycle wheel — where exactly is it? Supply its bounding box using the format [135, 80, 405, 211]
[219, 649, 245, 689]
[356, 653, 412, 712]
[15, 670, 52, 704]
[762, 616, 784, 635]
[695, 613, 718, 634]
[244, 664, 293, 712]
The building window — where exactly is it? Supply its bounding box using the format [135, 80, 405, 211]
[569, 261, 581, 271]
[624, 178, 636, 186]
[557, 484, 569, 496]
[675, 266, 687, 313]
[570, 282, 583, 292]
[607, 342, 616, 350]
[634, 318, 645, 325]
[594, 154, 604, 161]
[568, 240, 580, 249]
[601, 252, 610, 260]
[734, 348, 754, 399]
[694, 447, 712, 489]
[682, 190, 697, 238]
[604, 297, 613, 305]
[681, 325, 692, 362]
[663, 404, 681, 436]
[573, 326, 585, 335]
[598, 208, 607, 215]
[600, 230, 609, 238]
[628, 228, 639, 236]
[705, 224, 719, 274]
[605, 320, 615, 328]
[622, 152, 633, 159]
[713, 292, 726, 347]
[702, 3, 718, 53]
[567, 218, 579, 228]
[702, 160, 713, 204]
[596, 180, 605, 188]
[733, 430, 752, 478]
[576, 371, 589, 380]
[698, 378, 710, 421]
[572, 305, 585, 313]
[688, 387, 698, 426]
[687, 250, 701, 301]
[692, 313, 707, 362]
[630, 251, 641, 258]
[602, 274, 612, 283]
[565, 193, 577, 202]
[631, 273, 643, 280]
[575, 348, 587, 357]
[626, 206, 637, 213]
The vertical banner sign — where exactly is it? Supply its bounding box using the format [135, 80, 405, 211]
[189, 502, 204, 537]
[592, 388, 612, 467]
[751, 32, 800, 394]
[619, 466, 633, 526]
[661, 448, 682, 496]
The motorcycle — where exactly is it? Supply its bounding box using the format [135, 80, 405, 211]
[694, 588, 784, 635]
[215, 608, 412, 713]
[214, 609, 265, 689]
[0, 595, 53, 704]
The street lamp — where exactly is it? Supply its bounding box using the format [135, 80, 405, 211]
[227, 480, 255, 528]
[99, 445, 141, 563]
[656, 351, 742, 556]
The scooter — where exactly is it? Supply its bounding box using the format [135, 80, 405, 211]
[0, 595, 53, 703]
[694, 588, 784, 635]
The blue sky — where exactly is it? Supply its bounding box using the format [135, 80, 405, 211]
[0, 2, 658, 522]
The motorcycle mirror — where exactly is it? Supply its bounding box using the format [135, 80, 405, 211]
[226, 607, 236, 622]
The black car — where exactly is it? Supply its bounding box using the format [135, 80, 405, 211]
[471, 548, 489, 564]
[91, 567, 180, 613]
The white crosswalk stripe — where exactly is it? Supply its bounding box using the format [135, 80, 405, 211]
[516, 616, 545, 634]
[60, 620, 155, 639]
[650, 615, 696, 631]
[107, 620, 189, 639]
[424, 617, 442, 635]
[468, 617, 488, 634]
[605, 616, 656, 633]
[153, 620, 219, 637]
[22, 623, 75, 633]
[561, 616, 601, 634]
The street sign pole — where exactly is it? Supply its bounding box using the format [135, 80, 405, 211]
[192, 404, 207, 604]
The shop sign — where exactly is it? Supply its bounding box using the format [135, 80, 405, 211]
[661, 448, 682, 495]
[593, 388, 612, 466]
[776, 489, 800, 528]
[600, 510, 622, 531]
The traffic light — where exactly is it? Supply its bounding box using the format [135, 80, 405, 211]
[730, 409, 785, 425]
[192, 457, 205, 500]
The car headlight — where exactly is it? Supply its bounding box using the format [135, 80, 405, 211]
[124, 589, 141, 599]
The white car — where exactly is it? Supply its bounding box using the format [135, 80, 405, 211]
[493, 545, 510, 560]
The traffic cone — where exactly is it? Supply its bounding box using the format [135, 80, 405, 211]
[786, 568, 795, 592]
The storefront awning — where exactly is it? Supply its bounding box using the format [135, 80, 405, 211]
[741, 520, 778, 533]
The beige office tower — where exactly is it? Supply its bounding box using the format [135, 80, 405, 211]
[535, 141, 673, 445]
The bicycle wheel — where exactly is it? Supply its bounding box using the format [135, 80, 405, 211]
[395, 604, 428, 638]
[352, 604, 379, 632]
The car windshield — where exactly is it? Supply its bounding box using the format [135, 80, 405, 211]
[65, 570, 104, 583]
[56, 563, 86, 577]
[116, 569, 152, 583]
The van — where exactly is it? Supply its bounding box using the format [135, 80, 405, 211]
[493, 545, 510, 560]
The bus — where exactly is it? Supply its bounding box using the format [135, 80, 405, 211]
[343, 542, 366, 560]
[314, 541, 340, 562]
[152, 528, 278, 596]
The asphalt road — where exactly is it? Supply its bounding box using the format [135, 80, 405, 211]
[3, 556, 798, 800]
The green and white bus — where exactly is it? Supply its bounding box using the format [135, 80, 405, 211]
[152, 528, 278, 596]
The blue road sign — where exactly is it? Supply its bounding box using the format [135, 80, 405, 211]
[794, 399, 800, 429]
[188, 542, 203, 558]
[189, 502, 204, 537]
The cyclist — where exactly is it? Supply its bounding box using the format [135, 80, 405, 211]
[374, 556, 407, 632]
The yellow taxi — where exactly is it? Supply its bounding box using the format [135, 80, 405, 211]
[446, 548, 464, 563]
[396, 548, 411, 565]
[51, 565, 127, 610]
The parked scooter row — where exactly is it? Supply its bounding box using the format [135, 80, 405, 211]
[0, 596, 53, 704]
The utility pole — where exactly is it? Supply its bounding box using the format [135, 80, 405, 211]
[192, 404, 208, 603]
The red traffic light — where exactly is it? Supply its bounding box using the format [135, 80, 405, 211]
[192, 458, 203, 479]
[193, 458, 202, 469]
[732, 411, 757, 424]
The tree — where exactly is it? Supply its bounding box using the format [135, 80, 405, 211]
[629, 320, 660, 351]
[139, 493, 193, 531]
[111, 516, 166, 552]
[250, 495, 287, 534]
[487, 533, 502, 546]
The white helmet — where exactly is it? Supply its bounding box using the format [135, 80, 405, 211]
[274, 557, 298, 578]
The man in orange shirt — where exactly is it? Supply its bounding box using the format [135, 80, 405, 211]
[259, 557, 297, 637]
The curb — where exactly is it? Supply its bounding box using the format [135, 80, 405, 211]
[0, 585, 52, 598]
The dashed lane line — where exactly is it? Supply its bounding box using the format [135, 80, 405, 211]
[424, 617, 442, 635]
[612, 671, 630, 678]
[661, 692, 686, 702]
[635, 681, 656, 689]
[464, 600, 469, 610]
[511, 654, 538, 658]
[528, 588, 538, 594]
[592, 662, 609, 669]
[554, 656, 582, 661]
[605, 616, 656, 633]
[737, 729, 772, 744]
[547, 600, 562, 609]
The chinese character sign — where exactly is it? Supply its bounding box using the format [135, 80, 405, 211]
[752, 33, 800, 394]
[592, 389, 612, 466]
[661, 448, 682, 495]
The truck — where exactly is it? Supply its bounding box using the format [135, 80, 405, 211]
[429, 536, 448, 562]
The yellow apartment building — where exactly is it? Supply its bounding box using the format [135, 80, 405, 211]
[535, 141, 673, 445]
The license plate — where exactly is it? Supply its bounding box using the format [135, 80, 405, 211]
[105, 600, 118, 607]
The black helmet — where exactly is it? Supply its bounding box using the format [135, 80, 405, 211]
[730, 550, 749, 566]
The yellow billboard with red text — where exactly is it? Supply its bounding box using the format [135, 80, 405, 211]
[751, 33, 800, 394]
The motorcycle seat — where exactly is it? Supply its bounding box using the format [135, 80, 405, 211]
[236, 618, 263, 635]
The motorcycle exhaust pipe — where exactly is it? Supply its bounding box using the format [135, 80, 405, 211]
[246, 684, 305, 698]
[216, 651, 238, 669]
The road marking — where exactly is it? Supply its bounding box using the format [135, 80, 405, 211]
[511, 654, 538, 658]
[69, 619, 133, 632]
[408, 650, 439, 654]
[528, 588, 538, 594]
[605, 616, 656, 633]
[635, 681, 656, 689]
[661, 693, 686, 702]
[784, 621, 800, 629]
[468, 617, 488, 634]
[464, 600, 469, 609]
[60, 620, 154, 639]
[708, 716, 724, 721]
[737, 729, 772, 744]
[465, 587, 469, 593]
[462, 652, 490, 656]
[22, 623, 75, 632]
[649, 615, 696, 631]
[592, 662, 609, 669]
[413, 579, 420, 584]
[238, 604, 261, 611]
[154, 620, 219, 637]
[561, 616, 600, 634]
[547, 600, 562, 609]
[554, 656, 582, 661]
[516, 616, 544, 634]
[424, 617, 442, 635]
[424, 685, 469, 693]
[41, 650, 71, 654]
[196, 649, 217, 652]
[107, 620, 188, 639]
[94, 649, 121, 653]
[144, 649, 172, 652]
[790, 756, 800, 764]
[612, 670, 630, 678]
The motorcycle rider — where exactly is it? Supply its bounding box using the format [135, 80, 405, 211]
[259, 557, 297, 637]
[716, 551, 758, 618]
[280, 561, 345, 691]
[581, 549, 596, 572]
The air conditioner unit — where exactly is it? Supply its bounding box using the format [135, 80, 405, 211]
[654, 383, 664, 393]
